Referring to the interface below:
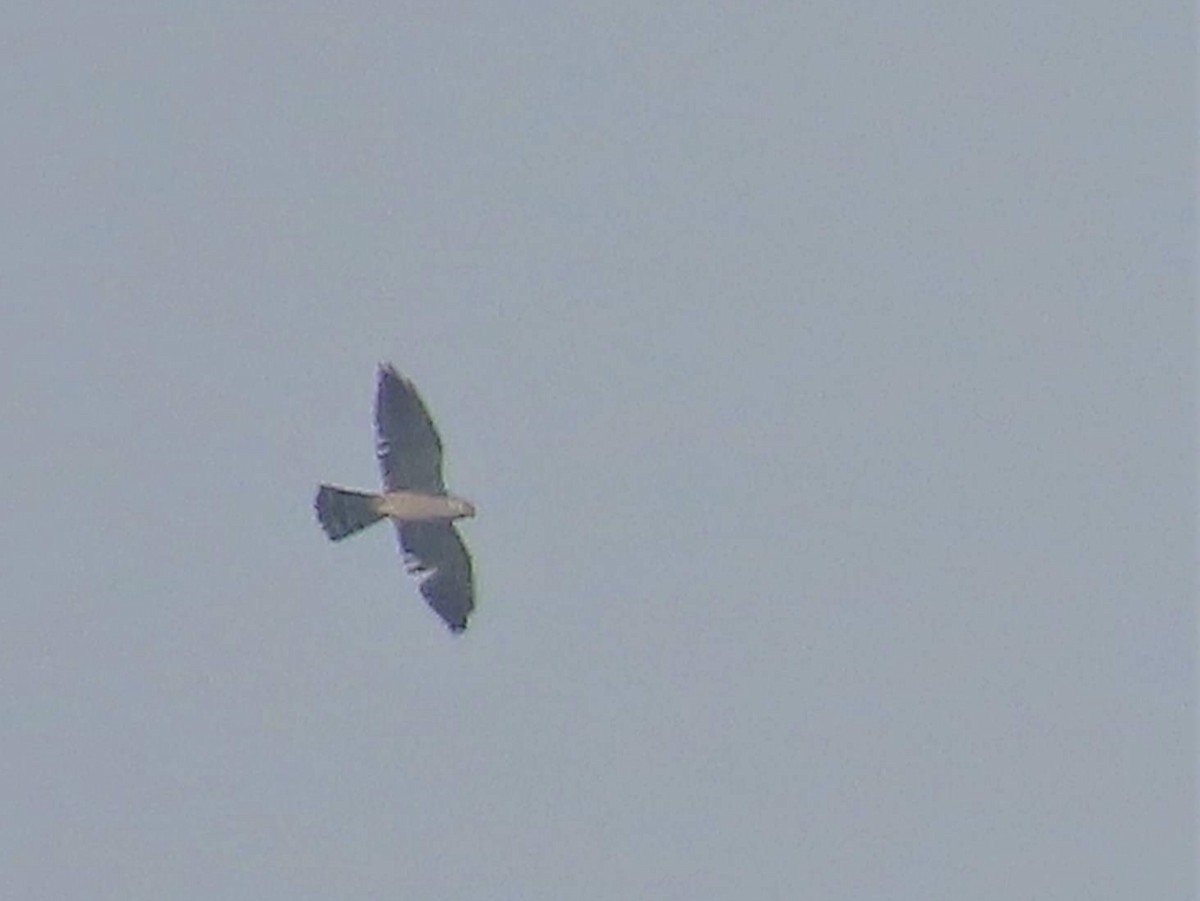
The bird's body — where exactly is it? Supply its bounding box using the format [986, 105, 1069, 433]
[315, 364, 477, 633]
[377, 490, 475, 522]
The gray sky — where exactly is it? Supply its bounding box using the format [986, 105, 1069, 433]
[3, 3, 1194, 898]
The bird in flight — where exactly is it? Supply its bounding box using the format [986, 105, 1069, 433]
[315, 364, 476, 633]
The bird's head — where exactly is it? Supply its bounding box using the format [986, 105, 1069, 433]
[448, 496, 476, 519]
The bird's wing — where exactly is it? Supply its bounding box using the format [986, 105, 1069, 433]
[396, 522, 475, 632]
[375, 364, 445, 493]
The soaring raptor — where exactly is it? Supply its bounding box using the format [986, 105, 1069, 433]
[315, 364, 476, 633]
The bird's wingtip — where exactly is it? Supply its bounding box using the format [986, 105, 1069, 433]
[378, 361, 411, 385]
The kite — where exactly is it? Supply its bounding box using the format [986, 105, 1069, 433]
[315, 364, 476, 633]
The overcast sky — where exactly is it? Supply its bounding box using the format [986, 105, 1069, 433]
[3, 3, 1194, 898]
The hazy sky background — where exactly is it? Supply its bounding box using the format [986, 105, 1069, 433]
[3, 3, 1193, 898]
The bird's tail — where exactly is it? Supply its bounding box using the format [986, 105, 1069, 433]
[315, 485, 386, 541]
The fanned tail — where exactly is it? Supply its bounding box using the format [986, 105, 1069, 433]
[315, 485, 385, 541]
